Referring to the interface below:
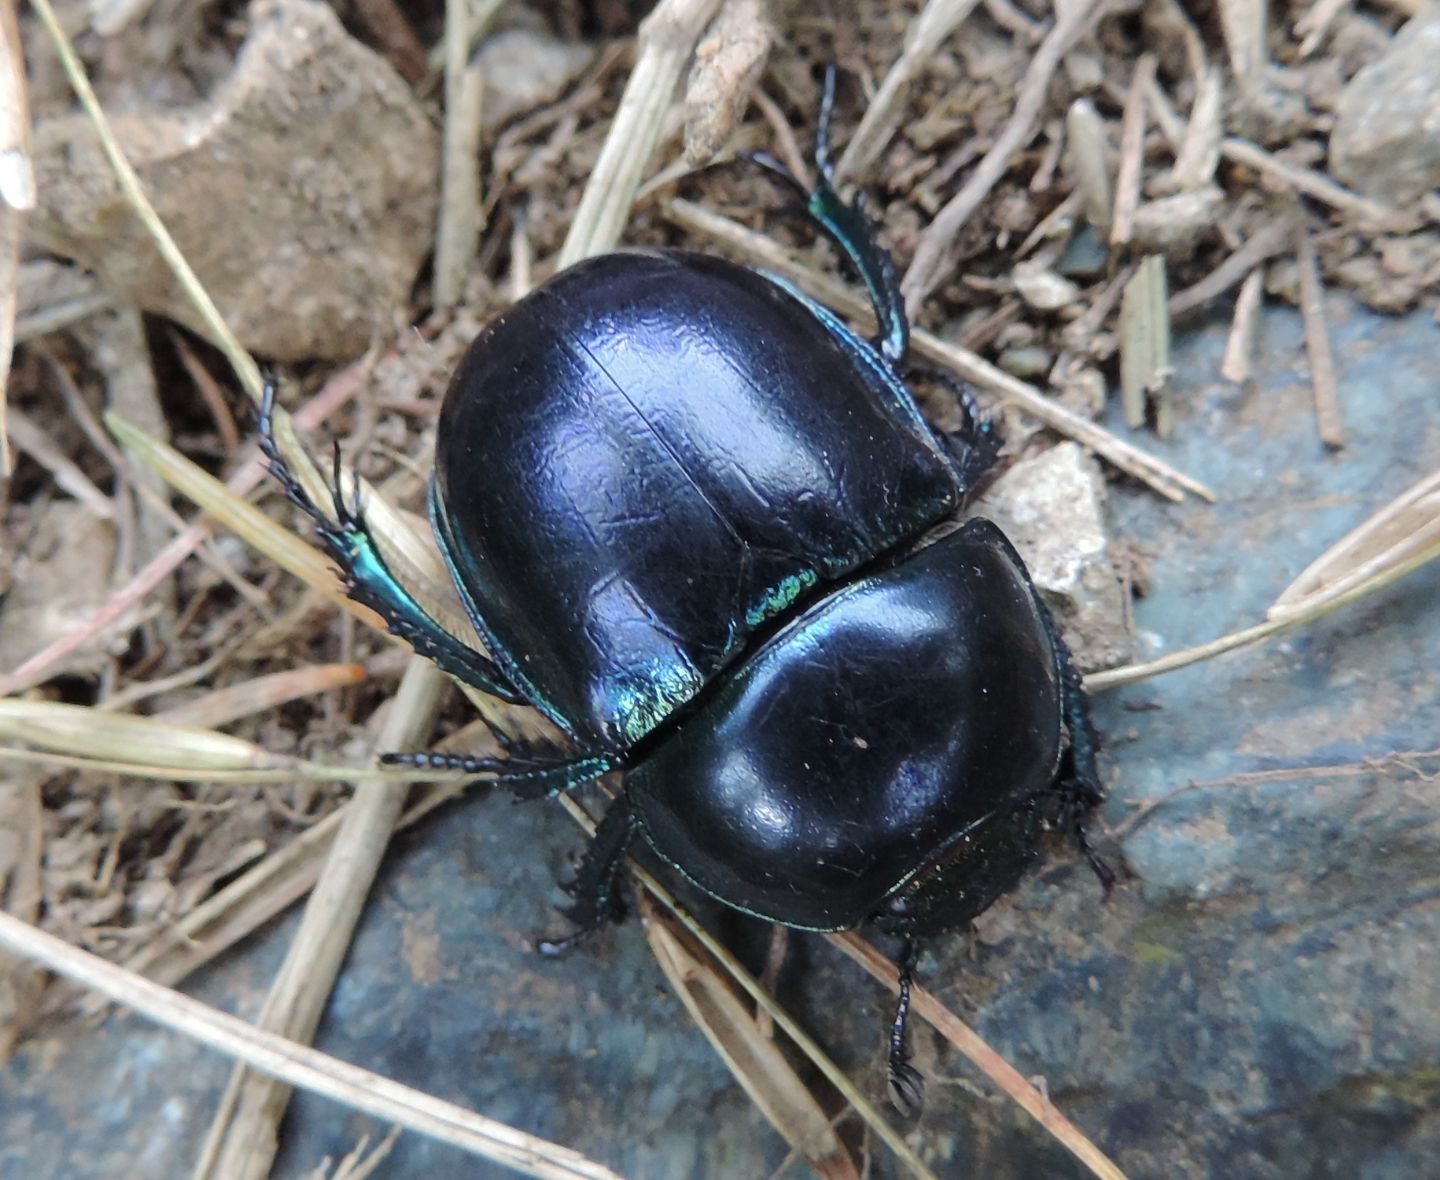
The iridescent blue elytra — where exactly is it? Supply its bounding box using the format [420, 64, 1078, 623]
[258, 74, 1112, 1114]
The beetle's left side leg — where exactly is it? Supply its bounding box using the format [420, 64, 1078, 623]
[258, 381, 526, 704]
[750, 68, 909, 368]
[536, 796, 639, 956]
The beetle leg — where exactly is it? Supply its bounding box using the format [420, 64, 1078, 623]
[1046, 610, 1118, 897]
[258, 379, 525, 704]
[749, 67, 910, 368]
[378, 749, 614, 802]
[887, 938, 926, 1117]
[536, 797, 638, 956]
[906, 364, 1004, 495]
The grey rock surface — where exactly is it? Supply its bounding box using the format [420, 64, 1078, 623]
[0, 296, 1436, 1179]
[1330, 3, 1440, 204]
[28, 0, 439, 361]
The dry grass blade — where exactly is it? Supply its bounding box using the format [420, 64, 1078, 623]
[0, 699, 303, 772]
[0, 746, 357, 784]
[1065, 98, 1112, 232]
[829, 933, 1129, 1180]
[104, 412, 372, 624]
[433, 0, 506, 308]
[152, 664, 367, 730]
[639, 893, 860, 1180]
[1270, 470, 1440, 619]
[835, 0, 982, 181]
[0, 911, 625, 1180]
[901, 0, 1109, 314]
[1086, 512, 1440, 690]
[6, 406, 115, 518]
[560, 0, 722, 264]
[196, 662, 448, 1180]
[666, 197, 1214, 502]
[0, 363, 367, 699]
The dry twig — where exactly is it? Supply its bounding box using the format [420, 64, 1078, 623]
[1295, 225, 1345, 449]
[901, 0, 1109, 313]
[835, 0, 982, 181]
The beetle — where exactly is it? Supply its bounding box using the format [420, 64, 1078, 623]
[259, 76, 1113, 1113]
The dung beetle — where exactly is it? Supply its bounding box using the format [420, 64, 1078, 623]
[259, 76, 1112, 1113]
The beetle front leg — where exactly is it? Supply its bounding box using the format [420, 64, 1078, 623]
[258, 380, 525, 704]
[750, 67, 910, 368]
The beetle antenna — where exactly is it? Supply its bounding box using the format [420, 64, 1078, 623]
[887, 939, 926, 1117]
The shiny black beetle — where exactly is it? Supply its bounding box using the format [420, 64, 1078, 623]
[260, 80, 1112, 1111]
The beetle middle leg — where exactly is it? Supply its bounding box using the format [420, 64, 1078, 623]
[258, 379, 526, 705]
[749, 66, 910, 368]
[536, 796, 639, 956]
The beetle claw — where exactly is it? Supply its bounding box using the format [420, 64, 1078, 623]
[887, 1060, 926, 1119]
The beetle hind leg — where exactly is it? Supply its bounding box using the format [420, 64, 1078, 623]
[1051, 623, 1117, 896]
[258, 379, 525, 704]
[536, 797, 639, 956]
[749, 66, 910, 367]
[887, 939, 926, 1117]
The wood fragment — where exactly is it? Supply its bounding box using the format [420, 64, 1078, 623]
[835, 0, 983, 181]
[1295, 226, 1345, 449]
[0, 0, 31, 476]
[683, 0, 774, 167]
[1220, 268, 1264, 384]
[1169, 67, 1223, 191]
[1295, 0, 1352, 57]
[433, 0, 493, 309]
[1110, 54, 1155, 247]
[1119, 256, 1173, 435]
[1065, 99, 1112, 232]
[901, 0, 1109, 315]
[351, 0, 429, 84]
[1217, 0, 1268, 90]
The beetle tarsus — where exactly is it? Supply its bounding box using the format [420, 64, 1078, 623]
[907, 364, 1004, 495]
[379, 749, 612, 800]
[257, 376, 527, 704]
[887, 939, 926, 1117]
[748, 66, 910, 368]
[537, 799, 638, 955]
